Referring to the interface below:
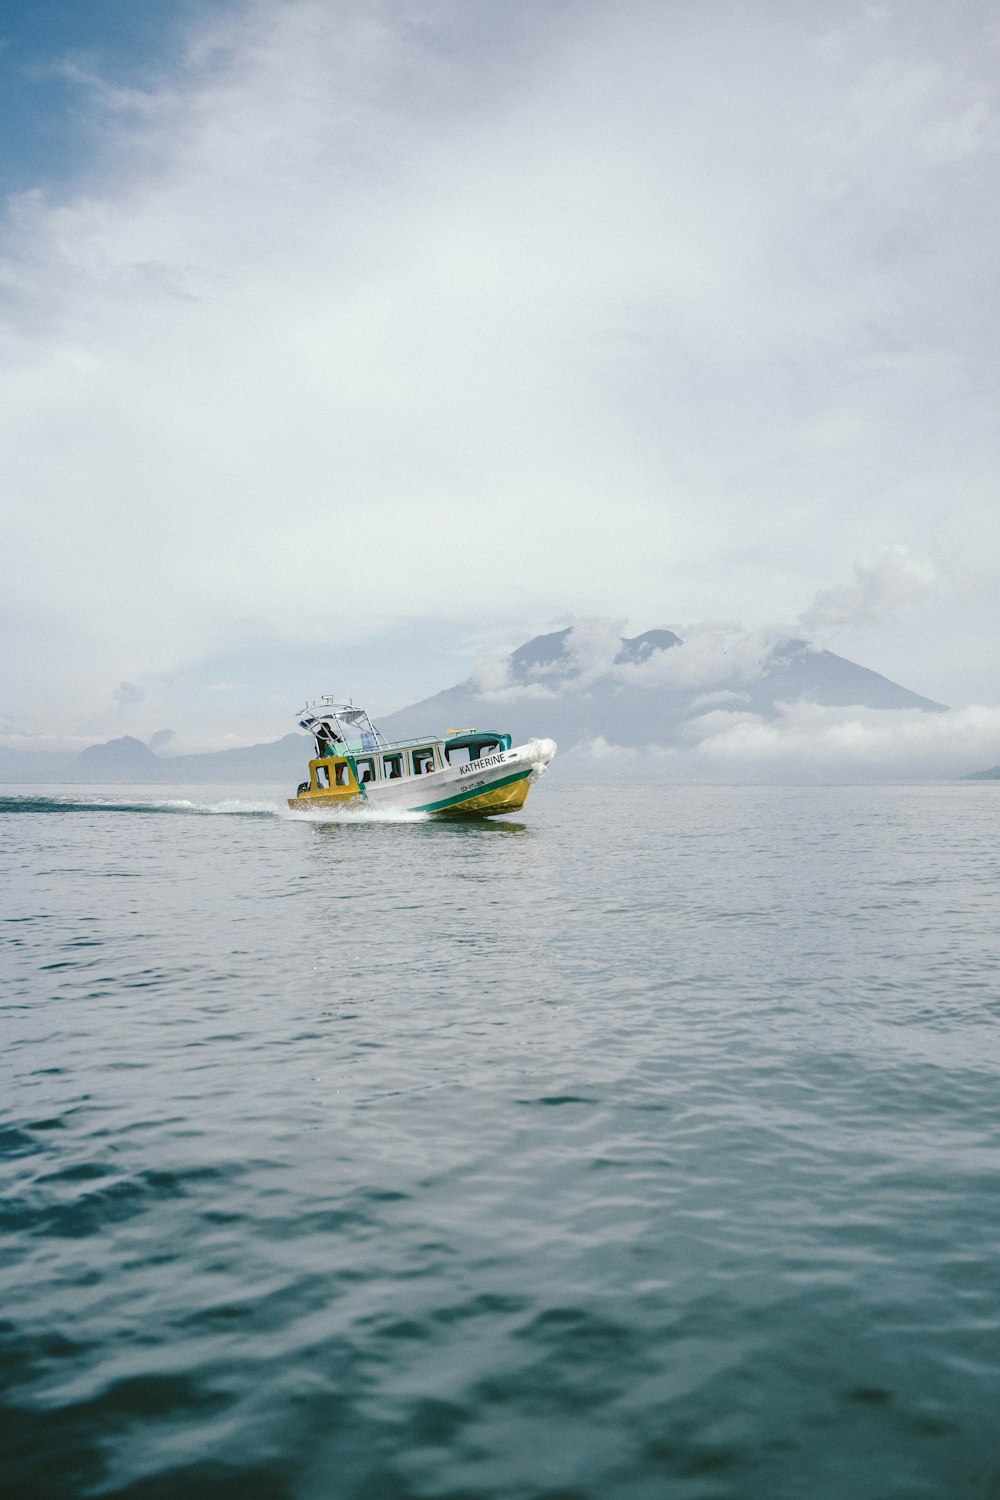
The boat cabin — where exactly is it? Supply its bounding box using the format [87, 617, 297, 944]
[293, 699, 513, 800]
[296, 728, 513, 798]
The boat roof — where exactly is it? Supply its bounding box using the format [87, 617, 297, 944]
[297, 700, 509, 756]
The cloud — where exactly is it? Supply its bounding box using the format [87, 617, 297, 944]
[110, 679, 145, 713]
[469, 617, 626, 698]
[695, 700, 1000, 778]
[585, 734, 638, 763]
[566, 701, 1000, 782]
[468, 654, 514, 695]
[466, 615, 787, 701]
[798, 548, 936, 636]
[469, 617, 798, 700]
[2, 0, 999, 739]
[687, 689, 752, 713]
[614, 625, 793, 692]
[560, 617, 628, 686]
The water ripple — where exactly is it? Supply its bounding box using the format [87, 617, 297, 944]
[3, 782, 1000, 1497]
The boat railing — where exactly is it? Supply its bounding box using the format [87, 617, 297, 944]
[336, 733, 446, 756]
[324, 733, 510, 756]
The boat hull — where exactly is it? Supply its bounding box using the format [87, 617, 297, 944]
[414, 767, 534, 817]
[287, 739, 554, 818]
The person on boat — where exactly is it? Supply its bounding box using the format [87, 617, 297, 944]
[316, 722, 343, 757]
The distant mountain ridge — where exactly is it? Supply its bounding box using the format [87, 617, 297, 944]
[1, 627, 953, 782]
[508, 627, 683, 679]
[74, 736, 158, 774]
[0, 732, 310, 784]
[377, 628, 946, 750]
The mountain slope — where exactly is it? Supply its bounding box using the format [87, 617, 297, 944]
[73, 736, 159, 776]
[378, 629, 945, 750]
[1, 733, 312, 784]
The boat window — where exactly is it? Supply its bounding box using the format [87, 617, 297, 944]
[472, 741, 500, 759]
[335, 762, 351, 787]
[411, 747, 435, 775]
[355, 758, 376, 785]
[315, 764, 331, 789]
[382, 754, 403, 780]
[446, 745, 470, 765]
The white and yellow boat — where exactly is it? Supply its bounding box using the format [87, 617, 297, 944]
[288, 700, 556, 818]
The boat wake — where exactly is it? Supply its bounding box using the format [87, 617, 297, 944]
[285, 803, 431, 824]
[0, 794, 283, 818]
[0, 793, 433, 823]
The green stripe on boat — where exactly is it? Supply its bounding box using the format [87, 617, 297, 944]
[344, 751, 368, 801]
[413, 768, 531, 813]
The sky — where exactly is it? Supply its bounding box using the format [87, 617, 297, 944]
[2, 0, 999, 756]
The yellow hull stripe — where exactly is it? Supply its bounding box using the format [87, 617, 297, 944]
[414, 768, 532, 816]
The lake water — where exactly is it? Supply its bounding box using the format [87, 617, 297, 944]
[3, 780, 1000, 1499]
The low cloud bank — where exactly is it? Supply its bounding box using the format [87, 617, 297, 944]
[471, 619, 788, 698]
[616, 626, 785, 691]
[567, 703, 1000, 781]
